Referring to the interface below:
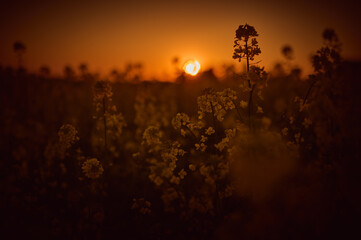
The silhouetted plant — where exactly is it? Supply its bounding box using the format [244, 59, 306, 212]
[78, 63, 89, 80]
[282, 44, 294, 61]
[233, 24, 263, 129]
[306, 29, 342, 108]
[110, 69, 122, 82]
[123, 62, 143, 82]
[13, 41, 26, 69]
[171, 56, 183, 77]
[233, 24, 261, 74]
[63, 65, 76, 80]
[312, 28, 341, 75]
[39, 65, 51, 77]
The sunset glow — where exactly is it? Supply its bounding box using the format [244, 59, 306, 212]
[1, 0, 360, 238]
[183, 60, 201, 76]
[0, 1, 360, 79]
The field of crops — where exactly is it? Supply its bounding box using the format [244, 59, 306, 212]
[1, 29, 361, 239]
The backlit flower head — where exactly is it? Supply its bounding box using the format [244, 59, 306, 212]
[82, 158, 104, 179]
[58, 124, 79, 150]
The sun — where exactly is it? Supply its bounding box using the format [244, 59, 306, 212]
[183, 60, 201, 76]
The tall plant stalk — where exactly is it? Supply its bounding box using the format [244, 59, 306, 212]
[103, 96, 107, 152]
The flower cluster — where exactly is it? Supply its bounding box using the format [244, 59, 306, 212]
[302, 117, 312, 128]
[93, 80, 113, 113]
[57, 124, 79, 159]
[91, 80, 127, 157]
[214, 128, 237, 152]
[197, 88, 237, 122]
[148, 142, 186, 186]
[294, 96, 310, 112]
[171, 112, 204, 138]
[171, 113, 190, 130]
[205, 127, 215, 135]
[92, 107, 127, 155]
[142, 126, 163, 149]
[81, 158, 104, 179]
[58, 124, 79, 150]
[195, 142, 207, 152]
[161, 187, 180, 212]
[131, 198, 151, 215]
[199, 164, 215, 185]
[188, 196, 214, 214]
[134, 87, 176, 136]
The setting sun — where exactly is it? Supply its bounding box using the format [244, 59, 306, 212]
[183, 60, 201, 76]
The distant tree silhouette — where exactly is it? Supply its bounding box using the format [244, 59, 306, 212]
[110, 69, 120, 82]
[222, 64, 237, 81]
[39, 65, 51, 77]
[79, 63, 88, 75]
[322, 28, 339, 45]
[63, 65, 76, 80]
[110, 68, 126, 82]
[233, 24, 261, 75]
[281, 44, 294, 61]
[79, 63, 91, 81]
[272, 62, 286, 77]
[281, 44, 300, 77]
[13, 41, 26, 69]
[172, 56, 182, 76]
[172, 56, 179, 66]
[124, 62, 143, 82]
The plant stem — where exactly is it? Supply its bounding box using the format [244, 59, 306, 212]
[184, 125, 197, 141]
[299, 78, 318, 143]
[232, 100, 244, 122]
[210, 102, 218, 136]
[303, 78, 317, 105]
[245, 40, 250, 75]
[103, 96, 107, 152]
[248, 84, 256, 131]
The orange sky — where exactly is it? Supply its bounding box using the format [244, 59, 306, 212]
[1, 0, 360, 80]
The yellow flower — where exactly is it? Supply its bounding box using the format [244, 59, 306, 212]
[189, 164, 196, 171]
[256, 106, 264, 113]
[294, 133, 303, 144]
[289, 116, 295, 124]
[180, 129, 186, 137]
[152, 175, 163, 186]
[215, 129, 236, 151]
[178, 169, 187, 179]
[302, 118, 312, 128]
[170, 176, 180, 185]
[205, 127, 215, 135]
[171, 113, 190, 130]
[200, 135, 208, 143]
[240, 100, 248, 109]
[195, 143, 207, 152]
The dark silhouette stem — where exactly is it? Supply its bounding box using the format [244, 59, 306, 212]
[210, 102, 218, 136]
[183, 125, 198, 141]
[298, 78, 318, 143]
[103, 96, 107, 151]
[232, 100, 244, 121]
[245, 40, 250, 76]
[303, 78, 317, 105]
[248, 84, 256, 131]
